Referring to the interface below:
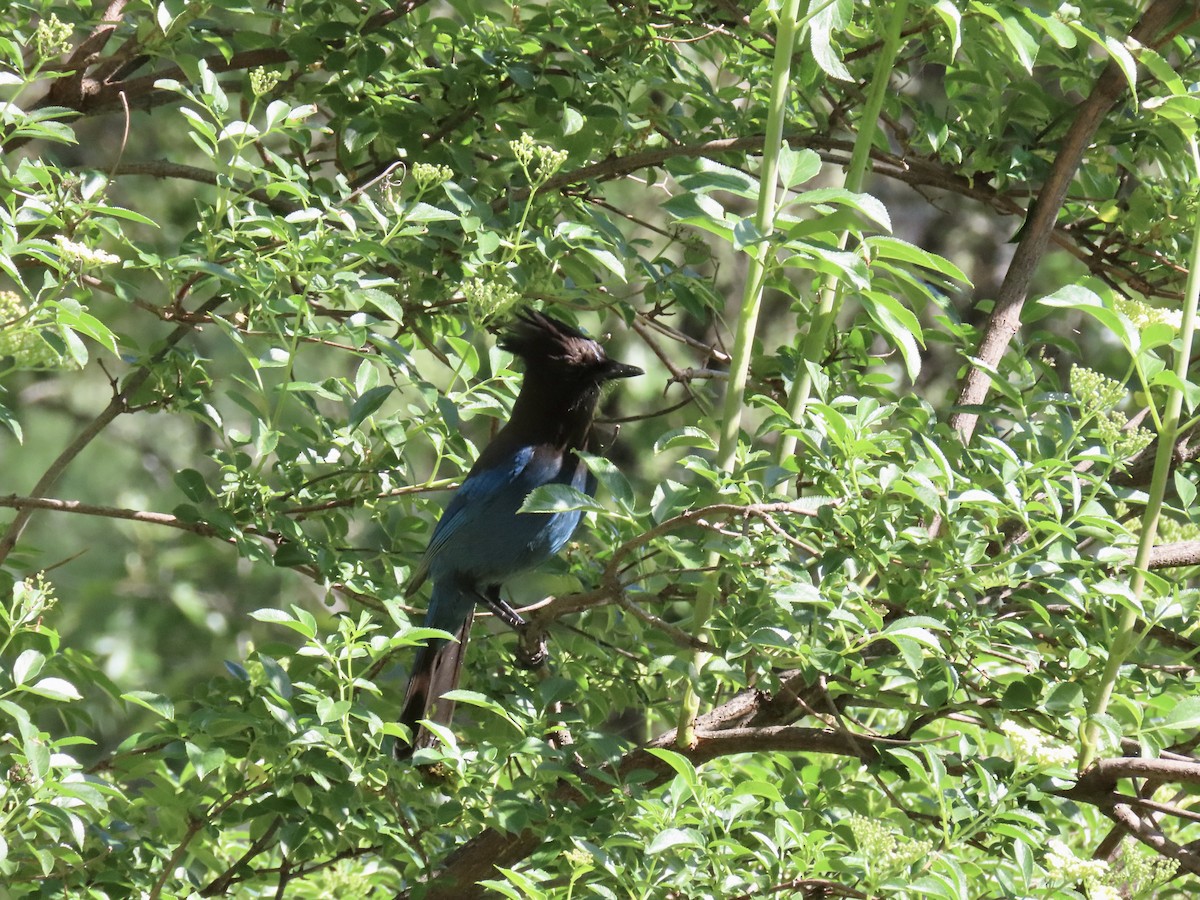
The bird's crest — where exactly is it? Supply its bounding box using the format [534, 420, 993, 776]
[498, 310, 606, 369]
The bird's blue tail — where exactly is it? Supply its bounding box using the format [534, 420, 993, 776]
[394, 582, 476, 759]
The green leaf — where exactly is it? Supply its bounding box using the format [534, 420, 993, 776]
[867, 236, 970, 284]
[808, 0, 852, 81]
[1102, 34, 1138, 100]
[732, 217, 767, 250]
[520, 484, 604, 514]
[1155, 696, 1200, 733]
[933, 0, 962, 58]
[1137, 45, 1185, 94]
[174, 468, 210, 503]
[57, 326, 89, 367]
[440, 689, 520, 728]
[1037, 285, 1137, 354]
[882, 616, 946, 648]
[356, 288, 405, 323]
[675, 160, 761, 198]
[316, 696, 352, 723]
[26, 677, 82, 702]
[122, 691, 175, 720]
[93, 204, 159, 227]
[647, 827, 704, 855]
[645, 747, 700, 789]
[562, 104, 583, 135]
[791, 187, 892, 232]
[580, 245, 626, 281]
[259, 654, 293, 700]
[973, 5, 1038, 73]
[0, 700, 36, 743]
[777, 144, 821, 189]
[654, 427, 717, 453]
[1175, 470, 1197, 510]
[349, 385, 394, 429]
[481, 868, 548, 900]
[859, 290, 924, 381]
[12, 649, 44, 686]
[579, 451, 634, 510]
[186, 742, 226, 779]
[407, 202, 458, 222]
[177, 258, 251, 287]
[250, 607, 316, 638]
[0, 403, 22, 442]
[25, 736, 50, 780]
[273, 541, 314, 568]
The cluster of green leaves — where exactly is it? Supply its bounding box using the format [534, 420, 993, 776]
[1, 0, 1199, 897]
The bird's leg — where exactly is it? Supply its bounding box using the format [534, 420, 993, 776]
[479, 585, 548, 669]
[476, 584, 526, 629]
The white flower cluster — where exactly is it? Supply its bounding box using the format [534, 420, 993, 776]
[1115, 295, 1182, 331]
[250, 67, 281, 96]
[36, 13, 73, 59]
[848, 814, 932, 872]
[1069, 367, 1125, 412]
[412, 162, 454, 192]
[12, 573, 57, 628]
[510, 133, 568, 184]
[1045, 839, 1109, 882]
[1001, 721, 1077, 768]
[1068, 366, 1153, 460]
[1044, 838, 1179, 897]
[0, 291, 59, 368]
[54, 235, 121, 267]
[461, 277, 519, 322]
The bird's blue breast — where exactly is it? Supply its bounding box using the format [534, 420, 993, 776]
[422, 443, 589, 588]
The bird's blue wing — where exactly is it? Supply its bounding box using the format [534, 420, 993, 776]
[407, 446, 536, 592]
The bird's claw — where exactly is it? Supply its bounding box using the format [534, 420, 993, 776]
[515, 630, 548, 669]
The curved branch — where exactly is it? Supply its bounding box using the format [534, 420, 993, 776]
[1104, 801, 1200, 875]
[414, 666, 1200, 900]
[9, 0, 433, 148]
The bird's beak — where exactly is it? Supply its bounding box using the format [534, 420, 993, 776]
[604, 360, 643, 380]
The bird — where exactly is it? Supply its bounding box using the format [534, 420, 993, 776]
[396, 310, 642, 758]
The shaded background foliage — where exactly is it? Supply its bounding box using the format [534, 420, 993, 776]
[2, 0, 1200, 897]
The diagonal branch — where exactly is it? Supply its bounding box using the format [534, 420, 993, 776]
[949, 0, 1189, 445]
[0, 295, 226, 566]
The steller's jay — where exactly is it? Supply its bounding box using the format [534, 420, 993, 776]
[396, 311, 642, 758]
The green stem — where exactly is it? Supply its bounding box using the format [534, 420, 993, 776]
[1080, 137, 1200, 770]
[774, 0, 911, 470]
[676, 0, 803, 748]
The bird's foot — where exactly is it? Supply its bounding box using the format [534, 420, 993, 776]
[514, 629, 548, 669]
[479, 589, 527, 630]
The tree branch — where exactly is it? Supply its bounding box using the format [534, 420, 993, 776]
[514, 499, 833, 657]
[949, 0, 1189, 444]
[105, 160, 299, 214]
[0, 494, 223, 537]
[409, 680, 901, 899]
[0, 294, 226, 566]
[414, 671, 1200, 899]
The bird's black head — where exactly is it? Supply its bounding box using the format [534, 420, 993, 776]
[499, 310, 642, 383]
